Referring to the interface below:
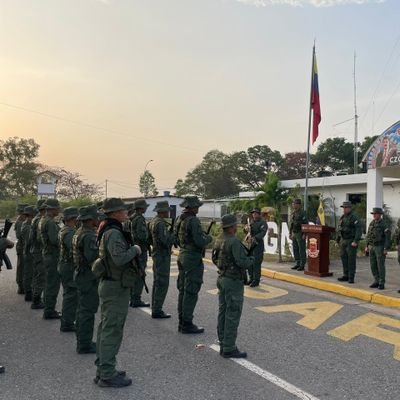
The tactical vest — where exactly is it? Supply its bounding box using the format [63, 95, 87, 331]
[39, 216, 59, 255]
[212, 236, 242, 280]
[130, 213, 148, 246]
[339, 213, 357, 240]
[59, 226, 75, 265]
[29, 216, 42, 254]
[367, 220, 386, 245]
[176, 214, 196, 249]
[72, 227, 94, 270]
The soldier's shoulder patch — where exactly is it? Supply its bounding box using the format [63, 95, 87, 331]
[354, 220, 359, 224]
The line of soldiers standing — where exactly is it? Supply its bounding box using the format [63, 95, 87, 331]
[8, 195, 264, 387]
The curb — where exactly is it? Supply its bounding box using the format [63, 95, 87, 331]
[261, 268, 400, 309]
[171, 250, 400, 308]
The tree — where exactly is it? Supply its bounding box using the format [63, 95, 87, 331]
[311, 137, 354, 175]
[230, 145, 284, 191]
[139, 170, 158, 197]
[0, 137, 40, 199]
[174, 150, 240, 199]
[40, 165, 103, 200]
[278, 152, 307, 180]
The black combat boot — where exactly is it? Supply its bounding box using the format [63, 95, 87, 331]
[181, 321, 204, 334]
[151, 310, 171, 319]
[130, 300, 150, 308]
[77, 342, 96, 354]
[31, 296, 45, 309]
[337, 276, 349, 282]
[94, 370, 126, 384]
[291, 265, 300, 270]
[24, 291, 33, 302]
[378, 284, 385, 290]
[0, 365, 5, 373]
[98, 374, 132, 388]
[43, 310, 61, 319]
[222, 348, 247, 359]
[369, 282, 379, 288]
[17, 286, 25, 295]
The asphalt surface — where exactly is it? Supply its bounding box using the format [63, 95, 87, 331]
[1, 236, 400, 399]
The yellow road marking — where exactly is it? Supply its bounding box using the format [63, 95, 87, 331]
[207, 284, 288, 300]
[256, 302, 343, 330]
[328, 312, 400, 360]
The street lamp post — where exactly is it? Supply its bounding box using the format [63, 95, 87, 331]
[144, 159, 154, 173]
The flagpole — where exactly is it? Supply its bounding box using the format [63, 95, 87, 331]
[304, 44, 315, 212]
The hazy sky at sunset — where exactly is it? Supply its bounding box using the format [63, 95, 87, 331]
[0, 0, 399, 197]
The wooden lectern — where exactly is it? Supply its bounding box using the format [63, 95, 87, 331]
[301, 224, 336, 277]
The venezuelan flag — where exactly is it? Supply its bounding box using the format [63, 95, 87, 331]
[311, 50, 321, 144]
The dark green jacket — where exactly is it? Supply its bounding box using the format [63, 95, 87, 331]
[149, 216, 175, 256]
[39, 216, 60, 256]
[212, 233, 254, 281]
[366, 219, 391, 250]
[338, 212, 362, 242]
[29, 214, 42, 254]
[21, 220, 32, 255]
[250, 219, 268, 246]
[72, 227, 98, 270]
[290, 210, 308, 234]
[130, 213, 149, 249]
[59, 226, 76, 265]
[14, 216, 24, 254]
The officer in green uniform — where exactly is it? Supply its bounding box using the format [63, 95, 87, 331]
[337, 201, 362, 284]
[0, 236, 14, 374]
[129, 198, 150, 307]
[39, 198, 61, 319]
[73, 205, 99, 353]
[289, 199, 308, 271]
[21, 206, 36, 302]
[58, 207, 79, 332]
[212, 214, 254, 359]
[366, 207, 391, 290]
[30, 200, 47, 310]
[94, 198, 141, 388]
[15, 203, 28, 294]
[244, 208, 267, 287]
[149, 201, 175, 319]
[175, 196, 212, 334]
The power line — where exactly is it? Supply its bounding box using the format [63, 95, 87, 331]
[0, 101, 203, 153]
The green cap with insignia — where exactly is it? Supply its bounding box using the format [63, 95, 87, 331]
[371, 207, 383, 215]
[340, 201, 353, 208]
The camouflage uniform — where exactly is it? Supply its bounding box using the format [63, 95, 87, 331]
[14, 204, 28, 293]
[289, 203, 308, 270]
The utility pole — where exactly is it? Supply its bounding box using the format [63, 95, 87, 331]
[353, 51, 359, 174]
[105, 179, 108, 199]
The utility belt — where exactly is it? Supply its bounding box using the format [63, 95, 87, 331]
[218, 266, 242, 281]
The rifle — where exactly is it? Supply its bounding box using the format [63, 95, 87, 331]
[202, 220, 215, 257]
[0, 219, 14, 270]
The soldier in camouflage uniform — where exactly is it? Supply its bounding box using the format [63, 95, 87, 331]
[58, 207, 79, 332]
[129, 199, 150, 308]
[73, 205, 99, 353]
[94, 198, 141, 388]
[175, 196, 212, 334]
[149, 201, 175, 319]
[212, 214, 254, 359]
[30, 200, 47, 309]
[244, 208, 267, 287]
[15, 203, 28, 294]
[39, 198, 61, 319]
[366, 207, 391, 290]
[21, 206, 36, 302]
[337, 201, 362, 284]
[289, 199, 308, 271]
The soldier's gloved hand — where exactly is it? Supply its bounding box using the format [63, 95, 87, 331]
[133, 245, 142, 256]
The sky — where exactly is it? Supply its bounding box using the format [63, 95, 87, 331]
[0, 0, 399, 197]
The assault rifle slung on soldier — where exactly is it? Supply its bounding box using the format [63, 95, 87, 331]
[0, 219, 13, 270]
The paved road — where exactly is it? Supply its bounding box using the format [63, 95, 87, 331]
[1, 241, 400, 400]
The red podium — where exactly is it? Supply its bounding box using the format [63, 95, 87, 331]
[301, 224, 335, 277]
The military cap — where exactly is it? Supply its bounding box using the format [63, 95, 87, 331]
[293, 199, 302, 205]
[22, 205, 36, 216]
[16, 203, 28, 213]
[153, 201, 170, 213]
[63, 207, 79, 221]
[221, 214, 237, 229]
[44, 198, 61, 209]
[102, 198, 127, 213]
[78, 205, 99, 221]
[250, 207, 261, 214]
[340, 201, 353, 208]
[179, 196, 203, 208]
[37, 199, 47, 210]
[371, 207, 384, 215]
[134, 199, 149, 210]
